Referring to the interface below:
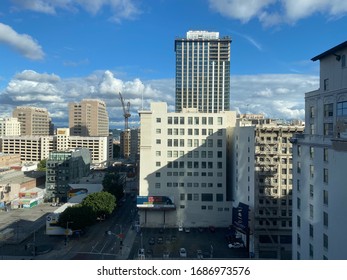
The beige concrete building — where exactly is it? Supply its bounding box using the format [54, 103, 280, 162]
[0, 117, 21, 136]
[0, 153, 21, 168]
[12, 106, 51, 136]
[69, 99, 109, 137]
[234, 116, 304, 259]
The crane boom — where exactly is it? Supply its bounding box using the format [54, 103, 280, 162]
[119, 92, 131, 130]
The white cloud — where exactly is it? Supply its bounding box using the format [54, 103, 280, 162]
[231, 74, 318, 119]
[11, 0, 141, 22]
[0, 70, 318, 128]
[209, 0, 347, 25]
[0, 22, 45, 60]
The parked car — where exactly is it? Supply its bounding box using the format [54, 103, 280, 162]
[184, 227, 190, 233]
[163, 251, 170, 259]
[146, 249, 153, 258]
[178, 225, 183, 232]
[228, 242, 244, 249]
[148, 237, 155, 245]
[138, 248, 145, 259]
[157, 236, 163, 244]
[197, 249, 203, 259]
[179, 248, 187, 258]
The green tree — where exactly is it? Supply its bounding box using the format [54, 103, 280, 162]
[37, 159, 47, 171]
[102, 172, 125, 201]
[81, 191, 116, 218]
[58, 204, 96, 230]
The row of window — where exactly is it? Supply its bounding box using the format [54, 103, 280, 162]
[179, 193, 224, 202]
[163, 171, 224, 177]
[296, 232, 329, 259]
[158, 150, 222, 158]
[164, 128, 224, 136]
[166, 161, 223, 169]
[165, 182, 222, 188]
[310, 100, 347, 119]
[158, 116, 224, 125]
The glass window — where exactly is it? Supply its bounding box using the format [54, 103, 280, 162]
[324, 103, 333, 117]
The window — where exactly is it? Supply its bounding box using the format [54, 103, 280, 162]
[323, 212, 328, 227]
[324, 78, 329, 91]
[208, 117, 213, 125]
[324, 103, 333, 117]
[310, 165, 314, 178]
[180, 117, 185, 124]
[337, 101, 347, 116]
[155, 172, 161, 177]
[323, 190, 328, 205]
[309, 146, 314, 159]
[217, 117, 223, 125]
[168, 117, 172, 124]
[297, 215, 301, 228]
[324, 148, 329, 162]
[297, 197, 301, 210]
[310, 106, 315, 118]
[309, 204, 314, 219]
[156, 139, 161, 144]
[323, 234, 328, 249]
[309, 224, 314, 238]
[297, 234, 301, 246]
[324, 123, 333, 136]
[156, 151, 161, 156]
[310, 124, 315, 135]
[156, 118, 161, 123]
[323, 168, 328, 183]
[310, 184, 314, 198]
[309, 244, 313, 258]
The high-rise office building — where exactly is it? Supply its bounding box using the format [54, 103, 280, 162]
[12, 106, 50, 136]
[292, 41, 347, 260]
[69, 99, 109, 137]
[175, 30, 231, 113]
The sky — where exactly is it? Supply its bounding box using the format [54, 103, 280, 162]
[1, 0, 347, 129]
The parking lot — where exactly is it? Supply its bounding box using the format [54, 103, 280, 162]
[130, 227, 249, 260]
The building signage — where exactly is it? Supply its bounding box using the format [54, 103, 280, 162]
[136, 196, 175, 210]
[232, 202, 249, 233]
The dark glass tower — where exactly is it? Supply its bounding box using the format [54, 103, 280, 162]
[175, 31, 231, 113]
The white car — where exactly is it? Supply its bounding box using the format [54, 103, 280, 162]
[228, 242, 244, 249]
[178, 225, 183, 232]
[138, 248, 145, 259]
[179, 248, 187, 258]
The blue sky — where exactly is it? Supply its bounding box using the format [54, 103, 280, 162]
[1, 0, 347, 129]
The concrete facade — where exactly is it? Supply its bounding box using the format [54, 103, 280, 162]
[138, 102, 236, 228]
[292, 41, 347, 260]
[0, 117, 21, 137]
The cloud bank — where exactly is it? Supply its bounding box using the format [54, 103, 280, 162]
[0, 70, 318, 129]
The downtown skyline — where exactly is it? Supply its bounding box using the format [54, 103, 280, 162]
[1, 0, 347, 128]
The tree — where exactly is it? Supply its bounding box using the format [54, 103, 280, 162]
[37, 159, 47, 171]
[81, 191, 116, 218]
[58, 204, 96, 230]
[102, 172, 125, 201]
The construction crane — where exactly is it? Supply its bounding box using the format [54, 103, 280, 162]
[119, 92, 131, 130]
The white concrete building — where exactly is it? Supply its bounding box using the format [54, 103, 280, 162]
[138, 102, 236, 228]
[292, 41, 347, 260]
[0, 117, 21, 136]
[0, 130, 112, 166]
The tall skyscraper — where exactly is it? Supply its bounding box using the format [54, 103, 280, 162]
[69, 99, 109, 137]
[12, 106, 50, 136]
[175, 30, 231, 113]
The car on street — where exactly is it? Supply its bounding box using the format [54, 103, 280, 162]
[138, 248, 145, 259]
[178, 225, 183, 232]
[163, 251, 170, 259]
[184, 227, 190, 233]
[148, 237, 155, 245]
[228, 242, 244, 249]
[146, 249, 153, 258]
[157, 236, 163, 244]
[179, 247, 187, 258]
[197, 249, 203, 259]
